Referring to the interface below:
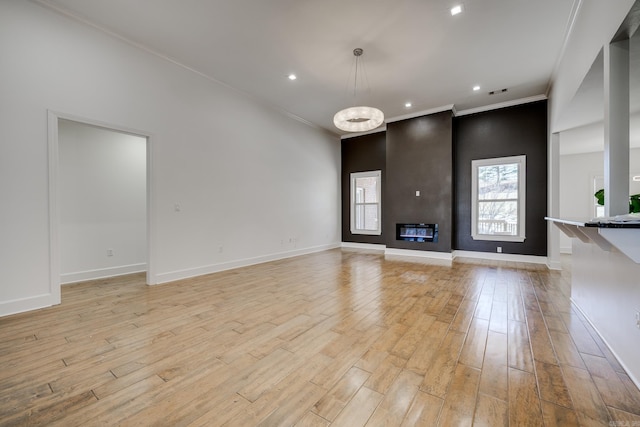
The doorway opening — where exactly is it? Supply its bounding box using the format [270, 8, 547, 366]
[48, 112, 153, 304]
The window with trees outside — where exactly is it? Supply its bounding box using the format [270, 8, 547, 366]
[471, 155, 526, 242]
[350, 170, 381, 235]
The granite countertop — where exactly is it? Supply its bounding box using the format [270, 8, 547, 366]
[546, 216, 640, 228]
[584, 221, 640, 228]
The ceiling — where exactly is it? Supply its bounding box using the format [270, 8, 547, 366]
[37, 0, 577, 136]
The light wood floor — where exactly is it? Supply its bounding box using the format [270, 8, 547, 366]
[1, 249, 639, 426]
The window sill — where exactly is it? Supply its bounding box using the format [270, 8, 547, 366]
[472, 234, 525, 243]
[351, 230, 382, 236]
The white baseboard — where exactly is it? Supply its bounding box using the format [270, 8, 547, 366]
[453, 250, 548, 265]
[0, 293, 59, 317]
[153, 243, 340, 285]
[341, 242, 386, 252]
[341, 244, 549, 267]
[546, 259, 563, 270]
[61, 263, 147, 284]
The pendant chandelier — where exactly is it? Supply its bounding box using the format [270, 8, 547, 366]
[333, 48, 384, 133]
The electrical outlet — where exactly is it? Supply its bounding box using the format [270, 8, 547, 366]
[497, 246, 502, 253]
[636, 311, 640, 330]
[107, 249, 114, 257]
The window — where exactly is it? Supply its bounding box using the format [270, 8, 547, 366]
[471, 156, 526, 242]
[350, 170, 381, 235]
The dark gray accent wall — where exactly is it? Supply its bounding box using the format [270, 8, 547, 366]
[453, 100, 548, 255]
[340, 101, 548, 257]
[385, 111, 453, 252]
[341, 131, 386, 244]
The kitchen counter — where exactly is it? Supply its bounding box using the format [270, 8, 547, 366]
[546, 216, 640, 387]
[546, 217, 640, 263]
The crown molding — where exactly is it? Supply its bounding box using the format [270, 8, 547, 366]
[386, 104, 455, 124]
[455, 95, 548, 117]
[339, 126, 387, 140]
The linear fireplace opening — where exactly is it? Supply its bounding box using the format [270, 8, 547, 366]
[396, 223, 438, 243]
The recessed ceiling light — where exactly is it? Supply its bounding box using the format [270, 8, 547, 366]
[633, 175, 640, 181]
[288, 74, 297, 81]
[405, 102, 412, 108]
[473, 85, 480, 91]
[450, 5, 463, 16]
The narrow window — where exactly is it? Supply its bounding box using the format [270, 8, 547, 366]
[471, 156, 526, 242]
[350, 170, 382, 235]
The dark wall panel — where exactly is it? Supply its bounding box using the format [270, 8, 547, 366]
[341, 132, 386, 244]
[385, 111, 453, 252]
[453, 100, 548, 255]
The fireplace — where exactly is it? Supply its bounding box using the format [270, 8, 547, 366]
[396, 223, 438, 243]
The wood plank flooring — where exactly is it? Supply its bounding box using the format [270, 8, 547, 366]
[1, 249, 639, 426]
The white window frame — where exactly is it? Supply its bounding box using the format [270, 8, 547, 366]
[471, 155, 526, 242]
[350, 170, 382, 235]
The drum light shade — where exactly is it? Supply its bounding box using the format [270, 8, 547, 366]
[334, 48, 384, 133]
[333, 106, 384, 132]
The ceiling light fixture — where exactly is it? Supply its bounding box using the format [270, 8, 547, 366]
[405, 102, 412, 108]
[473, 85, 480, 91]
[288, 74, 297, 81]
[450, 5, 463, 15]
[333, 48, 384, 133]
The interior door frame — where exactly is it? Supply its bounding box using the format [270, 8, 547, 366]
[47, 110, 155, 305]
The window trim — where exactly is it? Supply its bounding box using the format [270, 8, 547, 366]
[350, 170, 382, 235]
[471, 155, 526, 242]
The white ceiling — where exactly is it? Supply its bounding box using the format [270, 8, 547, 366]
[36, 0, 578, 135]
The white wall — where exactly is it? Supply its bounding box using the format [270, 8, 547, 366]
[59, 120, 147, 283]
[559, 148, 640, 252]
[0, 1, 340, 316]
[559, 151, 604, 252]
[572, 239, 640, 386]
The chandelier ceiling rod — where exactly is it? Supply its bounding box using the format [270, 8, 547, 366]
[333, 48, 384, 133]
[352, 47, 363, 98]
